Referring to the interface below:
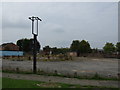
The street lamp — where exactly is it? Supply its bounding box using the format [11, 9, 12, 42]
[29, 16, 42, 74]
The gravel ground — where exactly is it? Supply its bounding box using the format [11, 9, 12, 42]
[2, 57, 119, 78]
[2, 72, 119, 88]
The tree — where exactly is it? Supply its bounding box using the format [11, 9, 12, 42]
[16, 38, 40, 53]
[17, 39, 24, 51]
[50, 47, 70, 55]
[51, 47, 59, 55]
[59, 48, 70, 54]
[22, 39, 30, 52]
[79, 40, 91, 54]
[116, 42, 120, 53]
[103, 42, 115, 54]
[70, 40, 91, 56]
[43, 46, 51, 55]
[29, 38, 40, 52]
[70, 40, 80, 56]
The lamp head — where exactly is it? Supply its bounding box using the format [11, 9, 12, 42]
[29, 17, 31, 19]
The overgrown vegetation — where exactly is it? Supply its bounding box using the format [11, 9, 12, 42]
[2, 70, 119, 81]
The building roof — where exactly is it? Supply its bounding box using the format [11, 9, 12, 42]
[0, 43, 19, 51]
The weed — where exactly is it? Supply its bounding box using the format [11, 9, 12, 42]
[2, 69, 119, 81]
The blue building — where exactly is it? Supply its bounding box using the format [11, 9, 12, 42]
[0, 51, 24, 57]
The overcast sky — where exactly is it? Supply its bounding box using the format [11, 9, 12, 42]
[1, 2, 118, 49]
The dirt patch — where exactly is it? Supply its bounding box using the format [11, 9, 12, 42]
[36, 83, 62, 88]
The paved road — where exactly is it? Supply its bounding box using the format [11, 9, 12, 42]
[2, 57, 119, 78]
[2, 72, 119, 88]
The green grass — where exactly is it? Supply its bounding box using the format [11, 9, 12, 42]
[2, 70, 119, 81]
[0, 77, 2, 89]
[3, 77, 41, 88]
[2, 77, 118, 89]
[2, 77, 87, 88]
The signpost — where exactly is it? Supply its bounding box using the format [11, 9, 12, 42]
[29, 16, 42, 74]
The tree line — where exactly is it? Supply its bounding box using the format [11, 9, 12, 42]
[16, 38, 40, 53]
[16, 38, 120, 56]
[70, 40, 120, 57]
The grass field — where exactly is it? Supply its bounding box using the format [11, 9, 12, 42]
[0, 77, 2, 89]
[2, 77, 72, 88]
[2, 77, 119, 89]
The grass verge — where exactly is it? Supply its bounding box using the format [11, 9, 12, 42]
[2, 70, 119, 81]
[2, 77, 118, 89]
[0, 77, 2, 89]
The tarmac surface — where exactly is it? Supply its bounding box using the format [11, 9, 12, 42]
[2, 57, 119, 78]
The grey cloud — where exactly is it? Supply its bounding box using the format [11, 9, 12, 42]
[2, 16, 30, 29]
[2, 2, 118, 49]
[53, 29, 65, 33]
